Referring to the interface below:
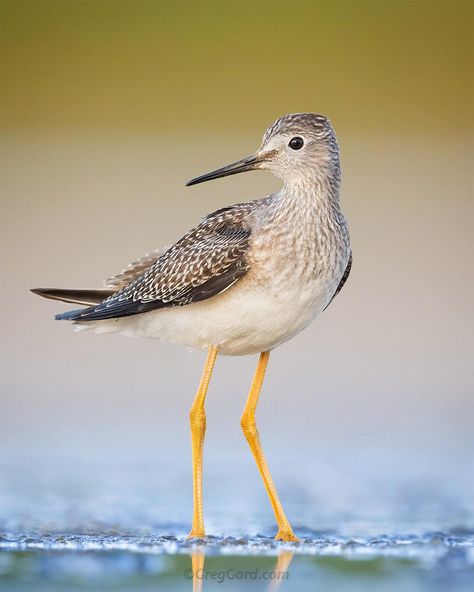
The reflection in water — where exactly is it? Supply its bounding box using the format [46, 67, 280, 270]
[191, 549, 205, 592]
[268, 551, 294, 592]
[190, 547, 294, 592]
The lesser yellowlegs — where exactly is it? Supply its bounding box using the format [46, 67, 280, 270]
[32, 113, 352, 542]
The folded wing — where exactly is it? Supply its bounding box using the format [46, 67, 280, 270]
[56, 205, 252, 321]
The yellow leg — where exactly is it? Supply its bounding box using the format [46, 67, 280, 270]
[241, 352, 299, 542]
[188, 346, 218, 538]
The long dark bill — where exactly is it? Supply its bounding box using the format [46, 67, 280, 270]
[186, 154, 264, 186]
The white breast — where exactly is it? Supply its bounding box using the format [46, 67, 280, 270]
[80, 255, 345, 356]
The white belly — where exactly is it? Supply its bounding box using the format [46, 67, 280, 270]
[79, 269, 341, 356]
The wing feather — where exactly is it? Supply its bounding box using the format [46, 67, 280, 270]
[323, 252, 352, 310]
[57, 204, 253, 322]
[104, 247, 167, 289]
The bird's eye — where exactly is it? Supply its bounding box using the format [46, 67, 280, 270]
[289, 137, 304, 150]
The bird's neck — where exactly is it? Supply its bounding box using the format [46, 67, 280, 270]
[273, 168, 343, 226]
[256, 168, 349, 287]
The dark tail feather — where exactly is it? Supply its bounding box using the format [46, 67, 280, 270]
[31, 288, 115, 307]
[55, 308, 90, 321]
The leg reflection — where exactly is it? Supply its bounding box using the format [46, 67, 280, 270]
[191, 548, 205, 592]
[189, 547, 293, 592]
[268, 550, 294, 592]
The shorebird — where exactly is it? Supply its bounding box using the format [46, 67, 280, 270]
[32, 113, 352, 542]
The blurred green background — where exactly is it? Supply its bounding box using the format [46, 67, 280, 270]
[1, 0, 473, 551]
[1, 0, 472, 135]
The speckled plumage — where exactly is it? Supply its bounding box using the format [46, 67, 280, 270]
[37, 113, 352, 356]
[69, 204, 254, 320]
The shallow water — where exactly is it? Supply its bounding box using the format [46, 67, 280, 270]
[1, 531, 473, 592]
[1, 460, 473, 592]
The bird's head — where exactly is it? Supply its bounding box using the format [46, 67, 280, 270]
[186, 113, 339, 187]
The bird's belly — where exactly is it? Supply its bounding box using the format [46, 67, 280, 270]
[107, 271, 339, 356]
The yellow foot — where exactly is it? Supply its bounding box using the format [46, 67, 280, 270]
[187, 528, 206, 539]
[274, 528, 300, 542]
